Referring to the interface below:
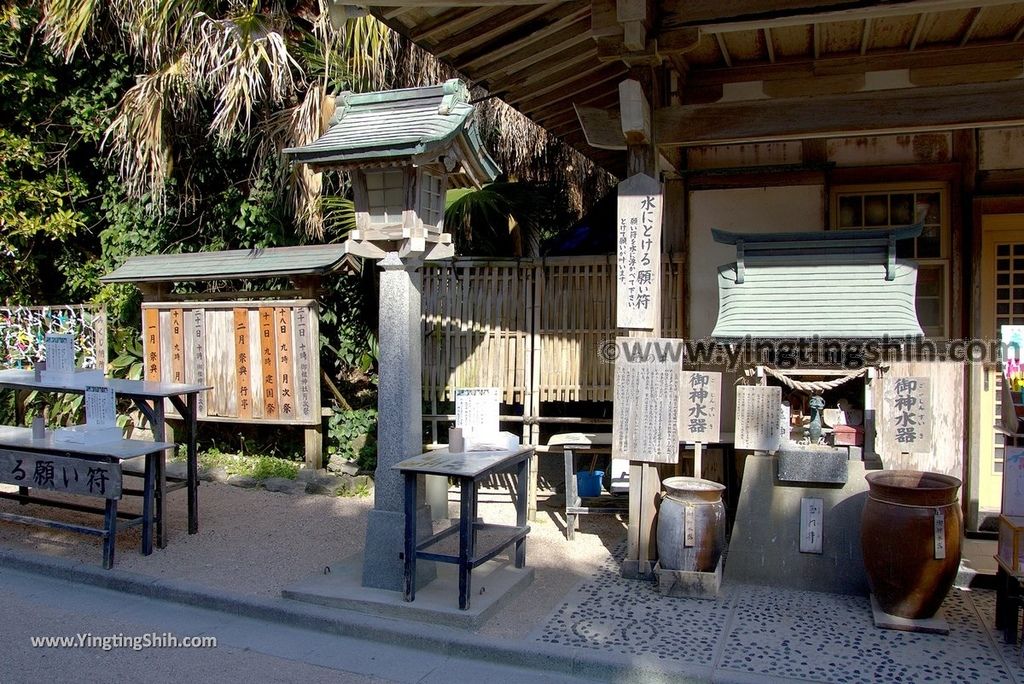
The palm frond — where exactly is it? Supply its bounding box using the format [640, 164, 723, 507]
[40, 0, 99, 61]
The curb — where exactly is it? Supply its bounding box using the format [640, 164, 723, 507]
[0, 547, 709, 683]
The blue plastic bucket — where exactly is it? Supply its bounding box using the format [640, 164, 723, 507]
[577, 470, 604, 497]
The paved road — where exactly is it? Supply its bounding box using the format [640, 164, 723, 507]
[0, 567, 588, 684]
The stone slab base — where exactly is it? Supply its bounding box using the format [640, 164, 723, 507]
[870, 594, 950, 635]
[654, 559, 722, 599]
[283, 552, 534, 630]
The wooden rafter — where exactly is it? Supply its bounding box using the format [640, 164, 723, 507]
[861, 18, 872, 54]
[654, 79, 1024, 146]
[667, 0, 1022, 34]
[813, 22, 821, 58]
[909, 12, 929, 50]
[1015, 17, 1024, 40]
[410, 8, 488, 41]
[453, 4, 588, 71]
[513, 65, 627, 111]
[765, 27, 776, 62]
[432, 4, 559, 58]
[684, 41, 1024, 84]
[507, 61, 622, 105]
[462, 16, 592, 80]
[960, 7, 984, 45]
[716, 32, 733, 66]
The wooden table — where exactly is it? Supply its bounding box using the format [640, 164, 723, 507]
[395, 446, 533, 610]
[0, 425, 174, 567]
[0, 370, 209, 544]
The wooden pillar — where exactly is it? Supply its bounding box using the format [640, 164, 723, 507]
[621, 67, 664, 580]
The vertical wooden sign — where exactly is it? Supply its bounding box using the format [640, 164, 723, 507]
[616, 173, 662, 330]
[191, 308, 207, 417]
[170, 308, 185, 384]
[883, 376, 932, 453]
[678, 371, 722, 443]
[275, 308, 295, 421]
[294, 306, 313, 422]
[259, 307, 278, 419]
[234, 308, 252, 420]
[611, 337, 681, 464]
[143, 308, 161, 382]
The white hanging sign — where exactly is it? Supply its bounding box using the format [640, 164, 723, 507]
[679, 371, 722, 443]
[735, 385, 782, 451]
[43, 333, 75, 378]
[85, 385, 117, 428]
[616, 173, 662, 330]
[455, 387, 500, 438]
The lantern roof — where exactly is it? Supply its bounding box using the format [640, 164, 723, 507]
[283, 79, 500, 187]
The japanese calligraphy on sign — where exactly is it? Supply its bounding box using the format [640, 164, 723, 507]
[43, 333, 75, 377]
[735, 385, 782, 451]
[85, 385, 117, 428]
[141, 301, 319, 425]
[612, 337, 681, 464]
[678, 371, 722, 443]
[800, 497, 824, 554]
[455, 387, 500, 438]
[616, 173, 662, 330]
[0, 448, 121, 499]
[883, 376, 932, 453]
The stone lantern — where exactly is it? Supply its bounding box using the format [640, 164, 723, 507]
[285, 79, 500, 593]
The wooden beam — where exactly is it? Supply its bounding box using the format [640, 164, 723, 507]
[653, 79, 1024, 147]
[527, 79, 620, 120]
[909, 12, 928, 50]
[432, 4, 557, 58]
[509, 63, 625, 110]
[575, 104, 626, 149]
[1015, 17, 1024, 41]
[685, 41, 1024, 85]
[470, 21, 593, 82]
[960, 7, 983, 46]
[410, 8, 486, 42]
[765, 27, 776, 62]
[500, 41, 598, 90]
[454, 7, 589, 74]
[813, 22, 821, 58]
[860, 18, 871, 55]
[619, 78, 651, 144]
[665, 0, 1022, 34]
[716, 32, 733, 66]
[370, 0, 572, 5]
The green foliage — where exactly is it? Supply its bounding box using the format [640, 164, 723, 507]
[192, 447, 299, 481]
[327, 407, 377, 471]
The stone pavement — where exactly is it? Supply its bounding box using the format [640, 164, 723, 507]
[0, 475, 1021, 683]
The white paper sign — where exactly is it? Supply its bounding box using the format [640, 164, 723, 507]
[455, 387, 500, 438]
[612, 337, 681, 464]
[735, 385, 782, 451]
[934, 509, 946, 560]
[85, 385, 117, 428]
[883, 376, 932, 453]
[684, 505, 696, 547]
[679, 371, 722, 443]
[1003, 447, 1024, 516]
[616, 174, 662, 330]
[800, 497, 824, 554]
[44, 333, 75, 375]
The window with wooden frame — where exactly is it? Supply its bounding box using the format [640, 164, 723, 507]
[831, 183, 950, 338]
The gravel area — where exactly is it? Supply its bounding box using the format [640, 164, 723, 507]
[0, 470, 626, 639]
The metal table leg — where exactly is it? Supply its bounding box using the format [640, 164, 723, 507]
[141, 451, 156, 556]
[515, 454, 529, 568]
[402, 472, 417, 602]
[459, 475, 474, 610]
[564, 447, 578, 540]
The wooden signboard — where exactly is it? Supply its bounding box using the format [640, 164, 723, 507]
[234, 307, 253, 420]
[0, 448, 121, 498]
[612, 337, 681, 464]
[170, 308, 185, 384]
[259, 307, 278, 419]
[679, 371, 722, 444]
[882, 376, 932, 453]
[144, 308, 161, 382]
[141, 300, 320, 425]
[616, 174, 662, 330]
[735, 385, 782, 451]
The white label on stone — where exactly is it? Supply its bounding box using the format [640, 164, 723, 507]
[800, 497, 824, 554]
[85, 385, 116, 428]
[616, 174, 662, 330]
[455, 387, 500, 438]
[44, 333, 75, 375]
[612, 337, 682, 464]
[883, 376, 932, 453]
[735, 385, 782, 451]
[684, 504, 696, 547]
[934, 509, 946, 560]
[679, 371, 722, 444]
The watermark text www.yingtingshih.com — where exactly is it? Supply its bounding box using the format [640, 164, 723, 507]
[30, 632, 217, 651]
[597, 335, 1018, 370]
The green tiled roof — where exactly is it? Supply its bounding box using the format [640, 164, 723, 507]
[710, 228, 925, 339]
[100, 244, 356, 283]
[283, 79, 500, 183]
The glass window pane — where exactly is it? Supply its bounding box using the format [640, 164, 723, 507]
[838, 196, 861, 228]
[918, 226, 942, 258]
[1015, 244, 1024, 256]
[1000, 288, 1011, 300]
[890, 194, 913, 225]
[1000, 244, 1012, 256]
[918, 266, 941, 296]
[999, 259, 1011, 271]
[917, 299, 941, 328]
[1016, 273, 1024, 285]
[1000, 302, 1011, 315]
[897, 240, 914, 258]
[999, 273, 1011, 285]
[864, 195, 889, 226]
[917, 192, 940, 223]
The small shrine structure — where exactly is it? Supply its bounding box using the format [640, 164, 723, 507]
[285, 79, 500, 592]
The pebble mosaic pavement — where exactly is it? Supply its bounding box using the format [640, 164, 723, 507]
[533, 545, 1024, 683]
